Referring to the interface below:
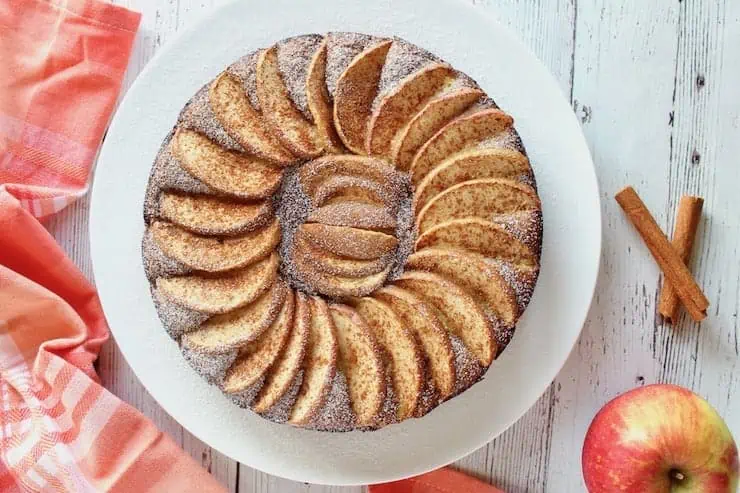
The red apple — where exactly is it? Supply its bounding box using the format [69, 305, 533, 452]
[582, 384, 738, 492]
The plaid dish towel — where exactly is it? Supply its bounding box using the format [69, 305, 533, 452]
[0, 1, 226, 491]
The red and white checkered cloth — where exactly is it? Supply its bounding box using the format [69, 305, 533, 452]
[0, 1, 226, 491]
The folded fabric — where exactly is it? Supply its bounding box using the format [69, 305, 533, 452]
[0, 1, 225, 491]
[370, 467, 506, 493]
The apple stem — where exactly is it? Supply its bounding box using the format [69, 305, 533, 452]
[671, 471, 685, 482]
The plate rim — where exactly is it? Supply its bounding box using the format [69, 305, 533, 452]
[90, 0, 602, 485]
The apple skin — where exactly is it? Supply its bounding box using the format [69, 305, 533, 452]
[582, 384, 738, 493]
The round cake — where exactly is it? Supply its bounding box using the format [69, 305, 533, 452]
[142, 32, 543, 431]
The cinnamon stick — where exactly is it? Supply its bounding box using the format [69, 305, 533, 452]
[658, 195, 704, 323]
[615, 186, 708, 322]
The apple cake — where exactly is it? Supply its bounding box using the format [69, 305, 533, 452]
[143, 32, 542, 431]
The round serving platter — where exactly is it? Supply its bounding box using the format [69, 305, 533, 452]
[90, 0, 601, 485]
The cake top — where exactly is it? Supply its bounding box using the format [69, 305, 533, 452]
[143, 32, 542, 432]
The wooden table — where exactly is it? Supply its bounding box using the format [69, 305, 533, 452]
[46, 1, 740, 491]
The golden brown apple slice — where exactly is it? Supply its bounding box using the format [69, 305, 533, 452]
[413, 148, 532, 215]
[256, 47, 323, 158]
[415, 218, 538, 271]
[391, 88, 484, 171]
[374, 286, 456, 402]
[307, 202, 397, 233]
[406, 247, 518, 324]
[222, 289, 295, 402]
[170, 129, 282, 200]
[350, 297, 424, 420]
[148, 219, 280, 273]
[182, 280, 287, 353]
[293, 233, 389, 277]
[415, 178, 540, 234]
[395, 271, 497, 367]
[298, 155, 402, 197]
[366, 63, 454, 157]
[300, 223, 398, 260]
[157, 252, 279, 314]
[333, 40, 393, 154]
[158, 192, 272, 236]
[209, 72, 297, 165]
[252, 291, 310, 414]
[409, 109, 514, 185]
[292, 247, 391, 298]
[310, 175, 398, 210]
[289, 297, 338, 426]
[328, 304, 386, 427]
[306, 39, 345, 153]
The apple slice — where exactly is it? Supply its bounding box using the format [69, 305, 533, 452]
[156, 252, 278, 315]
[306, 39, 345, 153]
[221, 289, 295, 403]
[158, 192, 272, 237]
[416, 218, 538, 271]
[148, 219, 280, 273]
[300, 223, 398, 260]
[409, 109, 514, 185]
[252, 291, 310, 414]
[333, 40, 393, 154]
[413, 148, 532, 215]
[293, 232, 389, 277]
[406, 248, 518, 324]
[182, 280, 287, 353]
[328, 304, 386, 427]
[391, 88, 484, 171]
[292, 246, 391, 298]
[256, 47, 323, 158]
[307, 202, 397, 233]
[298, 155, 403, 197]
[209, 72, 296, 165]
[395, 271, 497, 367]
[350, 297, 424, 421]
[415, 178, 540, 234]
[374, 286, 456, 402]
[310, 175, 399, 211]
[366, 63, 454, 157]
[288, 297, 338, 426]
[170, 129, 282, 200]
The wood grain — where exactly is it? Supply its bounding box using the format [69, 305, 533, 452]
[42, 0, 740, 491]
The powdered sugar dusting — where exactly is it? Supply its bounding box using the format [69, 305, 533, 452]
[228, 50, 262, 111]
[325, 32, 379, 98]
[260, 370, 304, 423]
[450, 335, 484, 394]
[181, 342, 237, 385]
[373, 369, 398, 428]
[225, 375, 266, 408]
[308, 371, 356, 431]
[277, 35, 323, 121]
[489, 259, 538, 315]
[143, 134, 211, 221]
[151, 286, 209, 339]
[491, 209, 544, 254]
[142, 231, 190, 281]
[375, 39, 439, 110]
[414, 376, 439, 417]
[179, 85, 243, 152]
[388, 189, 415, 281]
[273, 165, 317, 295]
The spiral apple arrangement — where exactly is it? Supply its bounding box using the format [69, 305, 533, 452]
[582, 384, 738, 493]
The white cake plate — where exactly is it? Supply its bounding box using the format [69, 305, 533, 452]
[90, 0, 601, 485]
